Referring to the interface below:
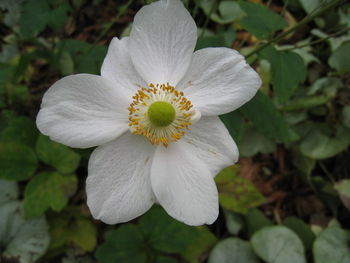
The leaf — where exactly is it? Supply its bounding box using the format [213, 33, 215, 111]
[259, 46, 306, 103]
[1, 116, 38, 147]
[208, 238, 260, 263]
[49, 208, 97, 252]
[238, 1, 287, 39]
[313, 226, 350, 263]
[95, 224, 147, 263]
[334, 179, 350, 210]
[244, 208, 273, 237]
[24, 172, 77, 218]
[300, 126, 350, 159]
[239, 126, 276, 157]
[240, 91, 299, 143]
[0, 142, 38, 181]
[220, 111, 244, 142]
[329, 41, 350, 74]
[298, 0, 332, 14]
[35, 135, 81, 174]
[283, 216, 316, 250]
[0, 201, 50, 263]
[251, 226, 306, 263]
[96, 206, 216, 263]
[215, 166, 265, 214]
[342, 105, 350, 129]
[199, 0, 245, 24]
[20, 0, 51, 38]
[224, 210, 244, 235]
[0, 179, 18, 206]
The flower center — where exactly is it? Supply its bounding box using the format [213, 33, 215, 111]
[128, 83, 200, 147]
[148, 101, 176, 127]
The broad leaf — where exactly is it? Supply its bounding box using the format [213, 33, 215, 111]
[283, 216, 316, 250]
[313, 226, 350, 263]
[240, 91, 299, 143]
[215, 166, 265, 214]
[96, 206, 216, 263]
[36, 135, 81, 174]
[0, 201, 50, 263]
[259, 46, 306, 103]
[251, 226, 306, 263]
[24, 172, 77, 218]
[334, 179, 350, 210]
[208, 238, 260, 263]
[238, 1, 287, 39]
[0, 142, 38, 181]
[0, 179, 18, 206]
[329, 41, 350, 74]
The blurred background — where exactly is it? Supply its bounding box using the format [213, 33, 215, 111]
[0, 0, 349, 262]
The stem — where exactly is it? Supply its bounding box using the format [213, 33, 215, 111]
[245, 0, 344, 58]
[199, 0, 218, 39]
[282, 26, 350, 51]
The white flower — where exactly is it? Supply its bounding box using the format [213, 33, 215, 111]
[36, 0, 261, 226]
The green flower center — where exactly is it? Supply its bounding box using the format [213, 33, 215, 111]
[148, 101, 176, 127]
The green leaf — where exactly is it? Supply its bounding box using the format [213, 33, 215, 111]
[334, 179, 350, 210]
[0, 201, 50, 263]
[342, 105, 350, 129]
[300, 126, 350, 159]
[260, 46, 306, 103]
[244, 208, 273, 237]
[48, 4, 71, 30]
[215, 166, 265, 214]
[49, 207, 97, 252]
[251, 226, 306, 263]
[238, 1, 287, 39]
[239, 126, 276, 157]
[20, 0, 51, 38]
[96, 206, 216, 263]
[313, 226, 350, 263]
[283, 216, 316, 250]
[240, 91, 299, 143]
[35, 135, 81, 174]
[0, 142, 38, 181]
[208, 238, 260, 263]
[0, 179, 18, 206]
[95, 224, 147, 263]
[200, 0, 245, 24]
[220, 111, 244, 142]
[24, 172, 77, 218]
[329, 41, 350, 74]
[1, 116, 38, 147]
[224, 210, 244, 235]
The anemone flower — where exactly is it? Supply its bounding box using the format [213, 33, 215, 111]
[37, 0, 261, 226]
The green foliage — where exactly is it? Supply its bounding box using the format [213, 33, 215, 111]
[238, 1, 288, 39]
[199, 0, 245, 24]
[283, 216, 316, 250]
[260, 46, 306, 103]
[49, 207, 97, 252]
[24, 172, 77, 218]
[313, 226, 350, 263]
[328, 40, 350, 74]
[334, 179, 350, 210]
[0, 116, 38, 146]
[35, 135, 81, 174]
[208, 238, 260, 263]
[0, 142, 38, 181]
[251, 226, 306, 263]
[240, 91, 299, 143]
[96, 206, 216, 263]
[244, 208, 273, 237]
[215, 166, 265, 214]
[300, 125, 350, 159]
[0, 180, 50, 263]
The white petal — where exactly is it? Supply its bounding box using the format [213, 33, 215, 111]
[184, 116, 238, 177]
[86, 133, 156, 224]
[101, 37, 147, 99]
[37, 74, 129, 148]
[129, 0, 197, 86]
[177, 47, 262, 116]
[151, 142, 219, 226]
